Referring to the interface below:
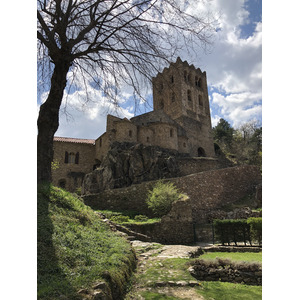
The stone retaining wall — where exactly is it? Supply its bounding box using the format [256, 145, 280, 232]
[189, 258, 262, 285]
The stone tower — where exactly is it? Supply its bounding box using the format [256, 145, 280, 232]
[152, 57, 215, 157]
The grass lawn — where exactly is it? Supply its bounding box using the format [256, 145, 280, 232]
[38, 184, 136, 299]
[200, 251, 262, 262]
[196, 281, 262, 300]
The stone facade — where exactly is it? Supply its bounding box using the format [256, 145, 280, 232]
[52, 137, 95, 191]
[52, 58, 215, 191]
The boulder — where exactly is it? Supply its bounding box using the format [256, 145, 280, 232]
[82, 142, 184, 194]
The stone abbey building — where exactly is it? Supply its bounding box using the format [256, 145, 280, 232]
[52, 58, 215, 191]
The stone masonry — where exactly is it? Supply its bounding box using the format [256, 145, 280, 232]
[52, 58, 216, 192]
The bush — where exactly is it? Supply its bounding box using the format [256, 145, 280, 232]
[146, 181, 183, 217]
[213, 219, 251, 246]
[134, 215, 149, 222]
[247, 217, 262, 245]
[110, 215, 130, 223]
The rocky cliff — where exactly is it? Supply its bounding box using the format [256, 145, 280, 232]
[82, 142, 187, 194]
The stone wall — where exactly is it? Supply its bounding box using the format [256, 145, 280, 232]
[83, 165, 261, 217]
[52, 140, 95, 192]
[189, 258, 262, 285]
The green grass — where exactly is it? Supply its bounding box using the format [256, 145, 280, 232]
[37, 184, 136, 299]
[200, 251, 262, 263]
[137, 258, 195, 285]
[97, 209, 160, 225]
[196, 281, 262, 300]
[140, 291, 179, 299]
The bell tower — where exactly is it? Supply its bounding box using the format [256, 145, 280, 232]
[152, 57, 215, 157]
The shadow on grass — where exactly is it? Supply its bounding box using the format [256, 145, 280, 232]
[37, 184, 80, 299]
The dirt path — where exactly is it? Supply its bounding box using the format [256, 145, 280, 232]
[125, 241, 206, 300]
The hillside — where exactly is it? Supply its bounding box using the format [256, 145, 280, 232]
[37, 184, 136, 300]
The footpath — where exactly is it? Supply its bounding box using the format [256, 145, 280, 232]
[125, 241, 207, 300]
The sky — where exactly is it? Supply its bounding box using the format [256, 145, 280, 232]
[37, 0, 262, 140]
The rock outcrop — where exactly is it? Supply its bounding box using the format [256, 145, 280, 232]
[82, 142, 186, 194]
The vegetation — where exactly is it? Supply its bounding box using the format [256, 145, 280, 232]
[146, 181, 185, 217]
[199, 251, 262, 263]
[213, 218, 262, 246]
[37, 0, 217, 183]
[196, 281, 262, 300]
[37, 184, 136, 299]
[126, 254, 262, 299]
[97, 210, 160, 225]
[212, 119, 262, 167]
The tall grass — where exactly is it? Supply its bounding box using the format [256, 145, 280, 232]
[37, 184, 136, 299]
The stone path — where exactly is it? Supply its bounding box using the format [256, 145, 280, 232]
[125, 241, 206, 300]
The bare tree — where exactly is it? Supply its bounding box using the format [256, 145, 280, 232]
[37, 0, 217, 183]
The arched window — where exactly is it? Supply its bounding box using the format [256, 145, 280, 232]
[58, 179, 66, 189]
[198, 95, 203, 106]
[184, 71, 187, 82]
[197, 147, 206, 157]
[187, 90, 192, 101]
[187, 73, 191, 83]
[195, 76, 198, 86]
[75, 152, 79, 164]
[146, 136, 150, 142]
[99, 138, 102, 147]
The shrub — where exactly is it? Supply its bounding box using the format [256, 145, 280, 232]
[134, 215, 149, 222]
[146, 181, 183, 217]
[247, 217, 262, 245]
[213, 219, 251, 246]
[110, 215, 130, 223]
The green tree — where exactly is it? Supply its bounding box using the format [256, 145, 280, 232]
[146, 181, 183, 217]
[212, 118, 234, 147]
[37, 0, 217, 184]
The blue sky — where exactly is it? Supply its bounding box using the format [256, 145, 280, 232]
[38, 0, 262, 139]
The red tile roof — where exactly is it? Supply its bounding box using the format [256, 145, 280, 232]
[54, 136, 95, 145]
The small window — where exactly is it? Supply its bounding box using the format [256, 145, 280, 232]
[187, 74, 191, 83]
[184, 71, 187, 82]
[99, 138, 102, 147]
[170, 129, 173, 137]
[129, 130, 132, 137]
[183, 142, 186, 148]
[146, 137, 150, 142]
[198, 95, 203, 106]
[75, 152, 79, 164]
[195, 76, 198, 86]
[58, 179, 66, 189]
[170, 75, 174, 83]
[187, 90, 192, 101]
[69, 152, 75, 164]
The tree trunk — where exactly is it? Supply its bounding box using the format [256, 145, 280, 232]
[37, 61, 70, 184]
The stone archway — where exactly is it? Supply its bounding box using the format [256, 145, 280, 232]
[197, 147, 206, 157]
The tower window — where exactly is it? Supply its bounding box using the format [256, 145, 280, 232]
[170, 129, 173, 137]
[170, 75, 174, 83]
[129, 130, 132, 137]
[99, 138, 102, 147]
[187, 74, 191, 83]
[198, 95, 203, 106]
[146, 137, 150, 142]
[184, 71, 187, 82]
[183, 142, 186, 148]
[187, 90, 192, 101]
